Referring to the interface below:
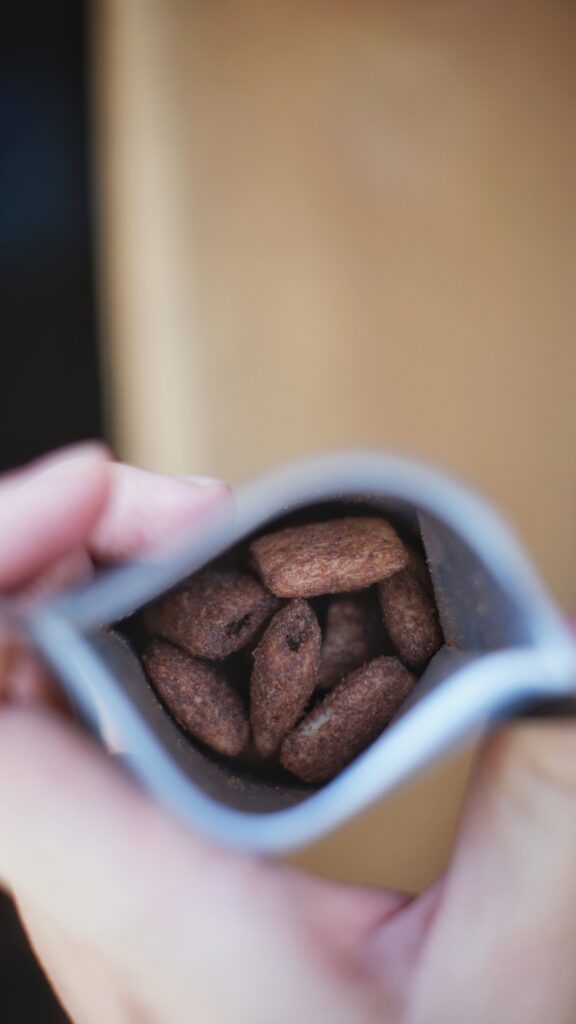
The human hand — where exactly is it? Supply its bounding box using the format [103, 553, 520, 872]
[1, 445, 575, 1023]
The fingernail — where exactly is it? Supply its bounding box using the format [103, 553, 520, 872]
[178, 475, 227, 489]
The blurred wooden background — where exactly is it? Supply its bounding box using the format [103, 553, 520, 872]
[93, 0, 576, 890]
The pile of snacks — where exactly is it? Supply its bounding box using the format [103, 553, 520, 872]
[138, 515, 443, 784]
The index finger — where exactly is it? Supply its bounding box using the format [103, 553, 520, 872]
[88, 464, 230, 563]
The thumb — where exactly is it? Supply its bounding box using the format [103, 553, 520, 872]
[430, 721, 576, 1019]
[458, 720, 576, 888]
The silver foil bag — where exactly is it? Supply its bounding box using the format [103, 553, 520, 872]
[26, 453, 576, 853]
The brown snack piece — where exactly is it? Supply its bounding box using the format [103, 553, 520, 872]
[250, 598, 321, 757]
[143, 569, 278, 660]
[250, 516, 409, 598]
[280, 656, 416, 784]
[143, 639, 248, 756]
[378, 550, 443, 671]
[317, 590, 386, 690]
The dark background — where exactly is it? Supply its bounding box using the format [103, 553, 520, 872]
[1, 2, 102, 1019]
[1, 1, 102, 469]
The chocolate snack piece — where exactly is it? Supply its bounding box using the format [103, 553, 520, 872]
[317, 590, 385, 691]
[280, 656, 416, 784]
[250, 598, 321, 757]
[143, 569, 278, 660]
[250, 517, 409, 598]
[134, 507, 441, 787]
[378, 550, 443, 671]
[143, 639, 249, 756]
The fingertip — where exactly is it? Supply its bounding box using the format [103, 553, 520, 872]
[0, 452, 112, 589]
[482, 720, 576, 808]
[445, 720, 576, 916]
[89, 464, 232, 562]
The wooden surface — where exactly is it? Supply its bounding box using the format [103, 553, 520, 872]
[93, 0, 576, 889]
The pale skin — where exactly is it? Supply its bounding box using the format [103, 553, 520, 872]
[1, 445, 576, 1023]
